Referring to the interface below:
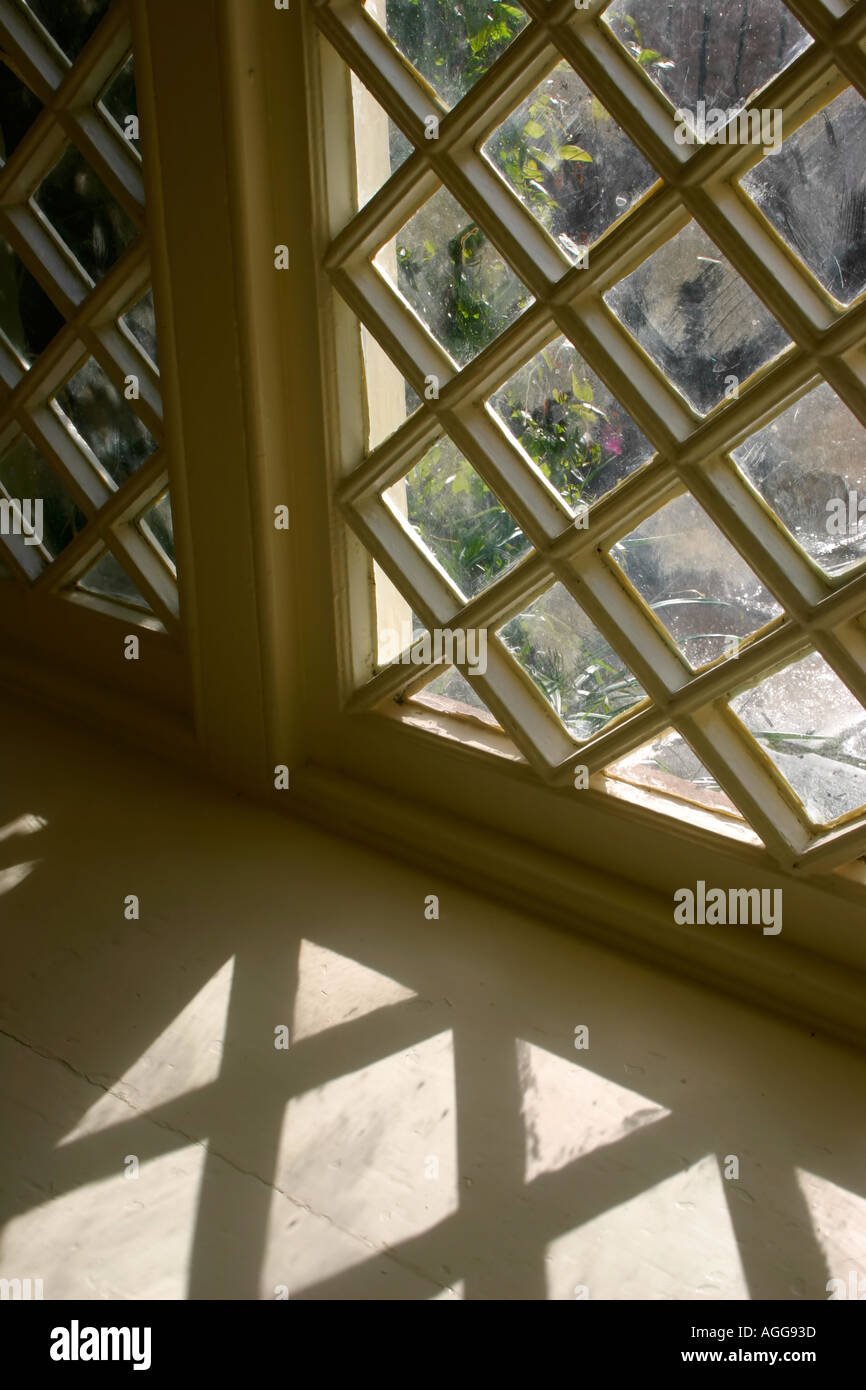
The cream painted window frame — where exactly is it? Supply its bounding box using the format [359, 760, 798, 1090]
[2, 0, 865, 1042]
[304, 0, 866, 880]
[0, 0, 175, 628]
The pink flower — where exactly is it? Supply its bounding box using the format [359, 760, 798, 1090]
[601, 423, 623, 455]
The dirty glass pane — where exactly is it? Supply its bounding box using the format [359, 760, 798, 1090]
[383, 435, 530, 599]
[24, 0, 112, 60]
[363, 0, 528, 110]
[489, 334, 654, 513]
[100, 55, 139, 157]
[602, 0, 811, 115]
[352, 72, 413, 213]
[120, 290, 158, 368]
[606, 728, 742, 816]
[611, 493, 783, 668]
[731, 381, 866, 577]
[54, 357, 157, 487]
[423, 666, 494, 714]
[77, 549, 151, 610]
[139, 491, 174, 567]
[604, 220, 791, 415]
[377, 605, 426, 668]
[375, 184, 533, 367]
[483, 61, 657, 261]
[0, 432, 87, 560]
[0, 239, 64, 365]
[498, 580, 646, 738]
[741, 87, 866, 306]
[0, 62, 43, 162]
[34, 146, 137, 285]
[362, 319, 421, 453]
[731, 651, 866, 825]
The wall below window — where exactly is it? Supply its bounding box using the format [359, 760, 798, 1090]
[0, 692, 864, 1300]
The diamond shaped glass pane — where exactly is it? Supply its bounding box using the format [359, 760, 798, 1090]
[0, 433, 87, 562]
[375, 185, 533, 367]
[740, 88, 866, 306]
[99, 55, 139, 157]
[139, 491, 175, 569]
[498, 581, 646, 738]
[611, 493, 782, 668]
[602, 0, 811, 115]
[489, 334, 654, 512]
[378, 606, 425, 667]
[34, 146, 138, 285]
[54, 357, 157, 488]
[0, 239, 64, 366]
[361, 317, 421, 453]
[351, 72, 413, 213]
[606, 728, 742, 817]
[731, 381, 866, 577]
[483, 61, 657, 261]
[25, 0, 111, 60]
[604, 221, 791, 415]
[731, 652, 866, 826]
[120, 289, 158, 368]
[0, 62, 42, 163]
[422, 666, 497, 718]
[363, 0, 528, 110]
[383, 435, 530, 600]
[77, 549, 151, 611]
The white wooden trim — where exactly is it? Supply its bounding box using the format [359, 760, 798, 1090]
[307, 0, 866, 869]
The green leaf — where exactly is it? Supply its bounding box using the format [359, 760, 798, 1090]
[570, 371, 593, 403]
[558, 143, 592, 163]
[468, 18, 509, 53]
[528, 144, 558, 173]
[638, 48, 673, 67]
[523, 118, 545, 139]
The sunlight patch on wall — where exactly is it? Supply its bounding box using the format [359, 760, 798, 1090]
[0, 813, 47, 843]
[0, 1141, 206, 1300]
[274, 1028, 457, 1256]
[259, 1210, 453, 1302]
[0, 861, 38, 895]
[290, 938, 416, 1045]
[517, 1038, 670, 1184]
[796, 1167, 866, 1295]
[56, 956, 236, 1144]
[544, 1154, 749, 1301]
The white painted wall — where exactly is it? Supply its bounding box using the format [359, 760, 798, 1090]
[0, 691, 864, 1300]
